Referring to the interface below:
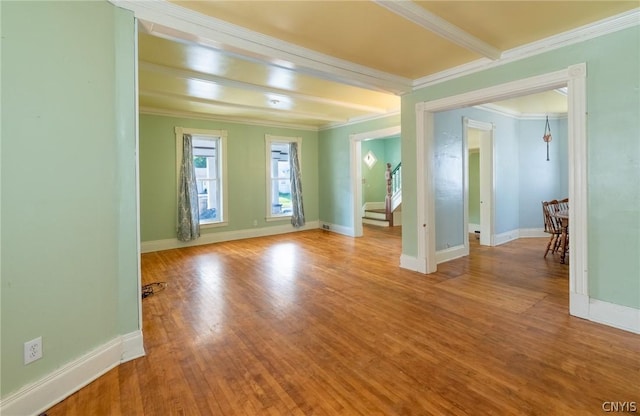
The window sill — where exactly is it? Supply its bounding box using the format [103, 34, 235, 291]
[200, 221, 228, 229]
[265, 215, 291, 222]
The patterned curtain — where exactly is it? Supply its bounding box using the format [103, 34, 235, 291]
[177, 134, 200, 241]
[290, 142, 305, 228]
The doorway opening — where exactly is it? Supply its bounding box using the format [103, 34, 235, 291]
[415, 64, 588, 319]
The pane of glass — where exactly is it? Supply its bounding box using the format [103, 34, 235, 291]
[270, 142, 292, 215]
[192, 137, 221, 223]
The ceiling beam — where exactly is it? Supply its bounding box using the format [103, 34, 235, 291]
[372, 0, 502, 60]
[139, 90, 349, 123]
[139, 61, 393, 114]
[111, 0, 413, 94]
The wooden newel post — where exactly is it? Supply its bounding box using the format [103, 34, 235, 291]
[385, 163, 393, 226]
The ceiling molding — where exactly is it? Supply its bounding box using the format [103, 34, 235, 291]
[413, 8, 640, 90]
[139, 61, 391, 114]
[111, 0, 412, 94]
[372, 0, 502, 60]
[475, 104, 567, 121]
[319, 110, 401, 131]
[140, 90, 348, 123]
[139, 107, 320, 132]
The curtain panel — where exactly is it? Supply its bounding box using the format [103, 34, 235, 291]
[290, 142, 305, 228]
[177, 134, 200, 241]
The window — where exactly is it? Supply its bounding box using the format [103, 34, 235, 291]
[265, 135, 301, 219]
[176, 127, 228, 226]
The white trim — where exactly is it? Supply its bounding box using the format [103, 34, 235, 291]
[436, 245, 467, 264]
[320, 110, 401, 131]
[0, 331, 144, 416]
[468, 223, 481, 234]
[110, 0, 411, 94]
[589, 299, 640, 334]
[415, 64, 588, 320]
[175, 127, 228, 227]
[141, 220, 320, 253]
[413, 9, 640, 90]
[350, 126, 401, 239]
[519, 228, 547, 238]
[320, 222, 354, 237]
[140, 107, 320, 132]
[400, 254, 426, 273]
[494, 229, 521, 246]
[475, 103, 567, 120]
[372, 0, 501, 60]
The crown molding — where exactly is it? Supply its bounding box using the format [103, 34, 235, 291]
[475, 104, 567, 120]
[413, 8, 640, 90]
[110, 0, 412, 95]
[319, 110, 401, 131]
[139, 107, 321, 132]
[372, 0, 501, 60]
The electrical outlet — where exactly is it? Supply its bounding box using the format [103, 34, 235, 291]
[24, 336, 43, 365]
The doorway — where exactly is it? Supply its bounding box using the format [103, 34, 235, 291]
[415, 64, 588, 319]
[350, 126, 401, 238]
[463, 118, 494, 252]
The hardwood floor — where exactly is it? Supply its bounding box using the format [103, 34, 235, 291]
[45, 226, 639, 415]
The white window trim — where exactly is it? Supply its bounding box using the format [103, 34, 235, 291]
[175, 127, 228, 228]
[265, 134, 302, 222]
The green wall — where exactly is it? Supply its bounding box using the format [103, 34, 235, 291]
[319, 115, 401, 229]
[361, 136, 400, 204]
[1, 1, 139, 398]
[139, 114, 319, 242]
[468, 151, 480, 225]
[402, 26, 640, 309]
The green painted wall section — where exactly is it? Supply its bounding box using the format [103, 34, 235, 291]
[1, 1, 139, 398]
[361, 136, 400, 204]
[139, 115, 319, 241]
[318, 115, 401, 228]
[402, 26, 640, 309]
[468, 152, 480, 225]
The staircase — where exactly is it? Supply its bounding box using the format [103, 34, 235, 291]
[363, 208, 390, 227]
[362, 162, 402, 227]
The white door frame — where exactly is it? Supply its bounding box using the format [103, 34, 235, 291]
[463, 118, 495, 250]
[350, 126, 401, 237]
[416, 64, 588, 319]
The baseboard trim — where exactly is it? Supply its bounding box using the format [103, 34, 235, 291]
[400, 254, 426, 273]
[141, 221, 320, 252]
[322, 222, 354, 237]
[519, 228, 547, 238]
[468, 223, 481, 233]
[0, 330, 144, 416]
[436, 244, 467, 264]
[589, 298, 640, 334]
[494, 229, 520, 245]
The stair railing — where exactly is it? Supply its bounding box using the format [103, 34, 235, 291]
[385, 162, 402, 226]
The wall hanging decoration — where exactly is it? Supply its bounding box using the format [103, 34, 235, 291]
[542, 115, 552, 161]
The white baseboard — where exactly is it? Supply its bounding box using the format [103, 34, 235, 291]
[519, 228, 547, 238]
[494, 229, 520, 245]
[589, 298, 640, 334]
[0, 330, 144, 416]
[571, 292, 639, 334]
[468, 223, 481, 233]
[436, 244, 468, 264]
[322, 222, 354, 237]
[400, 254, 426, 273]
[141, 220, 320, 253]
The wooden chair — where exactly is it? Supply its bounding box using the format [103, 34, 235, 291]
[542, 200, 563, 258]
